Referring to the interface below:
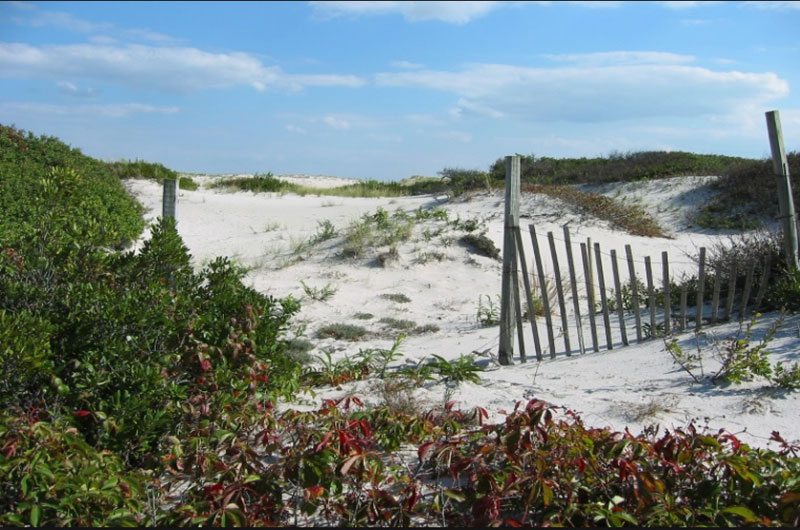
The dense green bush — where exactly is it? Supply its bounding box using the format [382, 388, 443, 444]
[489, 151, 749, 186]
[104, 158, 178, 181]
[696, 152, 800, 229]
[0, 126, 144, 251]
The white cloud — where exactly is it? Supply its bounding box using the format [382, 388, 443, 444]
[375, 57, 789, 124]
[659, 1, 723, 9]
[0, 42, 366, 93]
[436, 131, 472, 143]
[1, 101, 179, 118]
[285, 124, 307, 134]
[390, 60, 424, 70]
[322, 116, 351, 130]
[744, 1, 800, 10]
[310, 1, 508, 24]
[56, 81, 97, 98]
[543, 51, 695, 66]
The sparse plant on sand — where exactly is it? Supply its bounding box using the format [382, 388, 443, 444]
[477, 294, 501, 327]
[664, 314, 800, 390]
[300, 280, 337, 302]
[381, 292, 411, 304]
[310, 219, 337, 243]
[315, 323, 368, 341]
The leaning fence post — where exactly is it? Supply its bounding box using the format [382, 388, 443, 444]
[514, 226, 542, 361]
[594, 242, 613, 350]
[499, 155, 520, 365]
[162, 178, 177, 220]
[696, 247, 706, 331]
[766, 110, 799, 270]
[611, 249, 628, 346]
[530, 226, 557, 358]
[662, 251, 671, 334]
[725, 259, 738, 322]
[645, 256, 657, 338]
[563, 226, 586, 354]
[581, 243, 599, 352]
[625, 245, 643, 342]
[548, 232, 571, 355]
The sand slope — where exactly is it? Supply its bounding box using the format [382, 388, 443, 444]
[123, 174, 799, 449]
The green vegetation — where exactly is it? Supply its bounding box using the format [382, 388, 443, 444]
[489, 150, 750, 186]
[460, 232, 502, 260]
[665, 314, 800, 390]
[3, 125, 799, 526]
[695, 152, 800, 230]
[315, 323, 368, 341]
[381, 292, 412, 303]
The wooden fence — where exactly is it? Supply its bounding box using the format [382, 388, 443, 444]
[497, 155, 773, 365]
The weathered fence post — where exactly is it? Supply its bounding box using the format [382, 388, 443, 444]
[162, 178, 177, 220]
[594, 242, 613, 350]
[766, 110, 799, 270]
[530, 226, 557, 358]
[645, 256, 657, 338]
[696, 247, 706, 331]
[563, 226, 586, 354]
[610, 249, 628, 346]
[662, 251, 671, 334]
[548, 232, 571, 355]
[514, 227, 542, 361]
[625, 245, 643, 342]
[581, 242, 599, 352]
[499, 156, 520, 365]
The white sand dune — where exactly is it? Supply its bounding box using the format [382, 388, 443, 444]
[124, 173, 800, 450]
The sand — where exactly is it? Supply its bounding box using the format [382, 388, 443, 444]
[123, 173, 800, 450]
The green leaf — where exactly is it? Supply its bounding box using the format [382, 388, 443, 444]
[30, 505, 41, 527]
[722, 506, 757, 523]
[443, 490, 465, 502]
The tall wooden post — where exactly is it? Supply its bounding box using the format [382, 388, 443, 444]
[499, 156, 520, 365]
[162, 178, 177, 220]
[766, 110, 798, 270]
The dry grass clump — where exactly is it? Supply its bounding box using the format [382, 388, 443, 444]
[524, 184, 668, 238]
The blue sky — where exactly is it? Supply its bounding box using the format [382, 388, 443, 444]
[1, 1, 799, 180]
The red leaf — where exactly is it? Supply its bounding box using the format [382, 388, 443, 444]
[418, 441, 435, 462]
[200, 359, 212, 372]
[204, 482, 224, 497]
[72, 410, 91, 418]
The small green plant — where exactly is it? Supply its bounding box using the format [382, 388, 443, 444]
[300, 280, 337, 302]
[381, 293, 411, 304]
[379, 317, 417, 331]
[460, 233, 501, 261]
[414, 323, 440, 334]
[311, 219, 337, 244]
[665, 314, 799, 390]
[477, 294, 501, 326]
[316, 323, 368, 341]
[353, 312, 374, 320]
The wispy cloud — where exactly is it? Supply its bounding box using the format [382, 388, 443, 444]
[543, 51, 695, 66]
[310, 1, 510, 24]
[8, 3, 179, 44]
[1, 101, 179, 118]
[376, 55, 789, 124]
[322, 115, 351, 130]
[285, 124, 308, 134]
[56, 81, 97, 98]
[390, 60, 424, 70]
[744, 1, 800, 10]
[0, 42, 365, 93]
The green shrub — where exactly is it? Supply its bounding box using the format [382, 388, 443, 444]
[460, 233, 501, 261]
[0, 310, 54, 407]
[381, 293, 411, 304]
[316, 323, 368, 341]
[0, 412, 147, 527]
